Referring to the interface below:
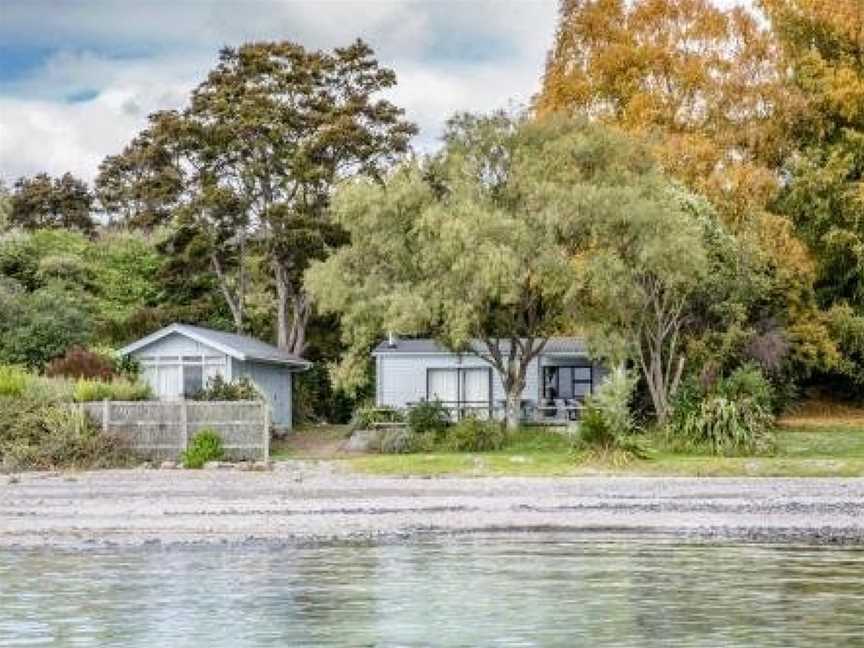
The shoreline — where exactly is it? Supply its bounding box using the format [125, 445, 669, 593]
[3, 462, 864, 549]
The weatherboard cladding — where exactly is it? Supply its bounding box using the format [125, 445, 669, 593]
[373, 337, 598, 409]
[372, 337, 588, 355]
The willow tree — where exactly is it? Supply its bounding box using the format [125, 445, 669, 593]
[308, 113, 701, 427]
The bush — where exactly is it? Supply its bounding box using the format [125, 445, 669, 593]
[669, 364, 776, 455]
[0, 365, 33, 397]
[716, 364, 775, 412]
[191, 375, 260, 401]
[445, 417, 506, 452]
[407, 399, 450, 441]
[45, 346, 116, 380]
[182, 429, 224, 468]
[679, 395, 774, 455]
[0, 398, 131, 470]
[575, 367, 645, 463]
[350, 404, 405, 430]
[72, 377, 152, 402]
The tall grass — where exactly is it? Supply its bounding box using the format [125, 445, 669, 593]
[72, 378, 152, 402]
[0, 365, 151, 403]
[0, 366, 33, 397]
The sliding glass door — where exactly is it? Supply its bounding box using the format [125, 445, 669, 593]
[427, 367, 491, 418]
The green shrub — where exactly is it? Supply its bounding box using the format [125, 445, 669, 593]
[191, 375, 260, 401]
[574, 367, 645, 463]
[72, 377, 151, 402]
[350, 404, 405, 430]
[407, 399, 450, 441]
[0, 365, 33, 397]
[716, 364, 775, 412]
[668, 365, 776, 455]
[679, 395, 774, 456]
[445, 417, 506, 452]
[182, 429, 225, 468]
[0, 398, 131, 470]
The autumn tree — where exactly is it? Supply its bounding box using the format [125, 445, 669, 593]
[536, 0, 796, 226]
[9, 173, 95, 234]
[760, 0, 864, 308]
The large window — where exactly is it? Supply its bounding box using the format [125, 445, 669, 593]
[427, 367, 492, 419]
[427, 368, 491, 405]
[542, 365, 593, 400]
[138, 354, 225, 400]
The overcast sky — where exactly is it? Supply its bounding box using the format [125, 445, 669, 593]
[0, 0, 751, 184]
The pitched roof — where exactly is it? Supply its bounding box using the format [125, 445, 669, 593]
[119, 323, 310, 368]
[372, 337, 588, 355]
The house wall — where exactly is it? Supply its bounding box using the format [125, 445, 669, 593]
[375, 352, 603, 409]
[231, 359, 293, 429]
[130, 331, 294, 430]
[131, 333, 228, 401]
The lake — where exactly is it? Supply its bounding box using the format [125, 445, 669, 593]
[1, 533, 863, 647]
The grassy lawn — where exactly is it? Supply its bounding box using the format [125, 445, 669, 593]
[273, 411, 864, 478]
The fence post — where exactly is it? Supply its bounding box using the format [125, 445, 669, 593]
[181, 400, 189, 454]
[263, 403, 270, 461]
[102, 399, 110, 435]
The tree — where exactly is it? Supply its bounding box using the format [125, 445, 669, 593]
[95, 129, 181, 229]
[0, 180, 11, 230]
[100, 40, 415, 352]
[760, 0, 864, 309]
[186, 40, 416, 354]
[308, 113, 692, 428]
[537, 0, 790, 223]
[9, 173, 95, 234]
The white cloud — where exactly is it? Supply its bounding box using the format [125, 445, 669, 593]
[1, 0, 754, 183]
[0, 1, 559, 182]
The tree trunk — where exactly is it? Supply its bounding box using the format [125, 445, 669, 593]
[503, 383, 523, 431]
[273, 262, 312, 356]
[212, 254, 244, 332]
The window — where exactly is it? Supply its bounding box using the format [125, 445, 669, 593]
[183, 365, 203, 397]
[542, 365, 593, 400]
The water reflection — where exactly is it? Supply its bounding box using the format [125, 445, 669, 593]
[1, 534, 863, 647]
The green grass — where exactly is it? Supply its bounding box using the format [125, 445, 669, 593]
[271, 418, 864, 478]
[344, 423, 864, 478]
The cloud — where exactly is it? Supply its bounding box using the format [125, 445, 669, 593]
[0, 1, 559, 182]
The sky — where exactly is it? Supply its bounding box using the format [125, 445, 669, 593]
[0, 0, 751, 184]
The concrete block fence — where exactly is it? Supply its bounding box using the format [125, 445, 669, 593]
[81, 400, 269, 461]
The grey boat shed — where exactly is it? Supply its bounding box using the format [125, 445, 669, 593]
[119, 323, 310, 430]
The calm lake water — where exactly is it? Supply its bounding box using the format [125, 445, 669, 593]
[1, 533, 863, 647]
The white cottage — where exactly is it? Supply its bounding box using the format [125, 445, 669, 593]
[372, 337, 607, 423]
[119, 324, 309, 430]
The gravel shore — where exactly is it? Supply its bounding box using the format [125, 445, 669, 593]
[2, 462, 864, 548]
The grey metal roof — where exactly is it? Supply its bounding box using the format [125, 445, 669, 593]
[372, 337, 588, 355]
[120, 323, 310, 367]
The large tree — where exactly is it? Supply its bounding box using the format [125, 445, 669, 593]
[308, 114, 700, 427]
[187, 40, 416, 354]
[99, 40, 415, 353]
[537, 0, 790, 223]
[9, 173, 95, 234]
[760, 0, 864, 308]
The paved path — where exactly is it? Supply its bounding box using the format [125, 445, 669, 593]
[2, 463, 864, 548]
